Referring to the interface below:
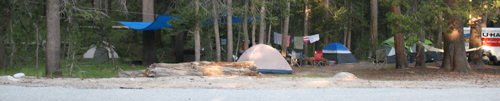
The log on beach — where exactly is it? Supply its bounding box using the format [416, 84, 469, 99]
[118, 70, 148, 78]
[118, 61, 258, 77]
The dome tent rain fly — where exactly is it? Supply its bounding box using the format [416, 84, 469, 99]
[237, 44, 293, 74]
[322, 43, 359, 64]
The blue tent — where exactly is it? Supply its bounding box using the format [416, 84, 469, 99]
[322, 43, 359, 64]
[118, 15, 257, 30]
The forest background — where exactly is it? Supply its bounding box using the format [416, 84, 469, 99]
[0, 0, 499, 77]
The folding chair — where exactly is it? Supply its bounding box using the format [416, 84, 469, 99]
[313, 51, 326, 67]
[372, 49, 387, 70]
[291, 50, 303, 67]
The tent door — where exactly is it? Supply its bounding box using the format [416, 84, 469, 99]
[94, 47, 109, 59]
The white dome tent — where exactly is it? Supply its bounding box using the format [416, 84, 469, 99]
[83, 41, 119, 59]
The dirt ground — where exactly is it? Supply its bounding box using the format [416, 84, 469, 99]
[293, 61, 500, 81]
[1, 61, 500, 89]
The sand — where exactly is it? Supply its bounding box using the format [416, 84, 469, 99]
[1, 75, 499, 89]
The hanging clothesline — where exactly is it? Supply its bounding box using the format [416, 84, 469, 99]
[273, 32, 321, 50]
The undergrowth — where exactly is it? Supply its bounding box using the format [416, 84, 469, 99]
[0, 63, 147, 78]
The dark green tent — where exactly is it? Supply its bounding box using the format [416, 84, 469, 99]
[380, 37, 433, 51]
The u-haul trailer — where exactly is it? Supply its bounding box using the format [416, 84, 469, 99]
[464, 27, 500, 59]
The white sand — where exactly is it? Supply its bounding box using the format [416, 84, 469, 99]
[1, 75, 499, 89]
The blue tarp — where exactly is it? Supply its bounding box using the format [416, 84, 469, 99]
[118, 15, 175, 30]
[118, 15, 258, 30]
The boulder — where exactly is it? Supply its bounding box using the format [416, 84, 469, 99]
[13, 73, 25, 78]
[333, 72, 358, 80]
[2, 76, 20, 81]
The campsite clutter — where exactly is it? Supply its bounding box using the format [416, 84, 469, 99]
[274, 32, 320, 46]
[116, 14, 363, 76]
[273, 32, 362, 66]
[377, 37, 442, 63]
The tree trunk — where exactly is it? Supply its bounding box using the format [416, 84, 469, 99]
[212, 1, 221, 62]
[391, 1, 408, 69]
[155, 29, 163, 48]
[348, 24, 352, 49]
[0, 26, 5, 69]
[142, 0, 158, 66]
[370, 0, 378, 58]
[227, 0, 234, 62]
[415, 25, 426, 67]
[281, 0, 290, 57]
[105, 0, 111, 14]
[46, 0, 62, 76]
[304, 0, 310, 57]
[347, 2, 353, 50]
[442, 27, 454, 71]
[343, 26, 347, 45]
[394, 33, 408, 69]
[243, 0, 249, 50]
[436, 12, 443, 49]
[251, 0, 257, 46]
[442, 0, 472, 72]
[194, 0, 201, 61]
[323, 34, 329, 47]
[482, 13, 487, 27]
[258, 0, 266, 44]
[93, 0, 101, 10]
[34, 23, 40, 76]
[142, 30, 158, 65]
[267, 22, 271, 45]
[9, 15, 14, 68]
[175, 31, 185, 62]
[323, 0, 330, 47]
[236, 26, 241, 56]
[469, 15, 483, 65]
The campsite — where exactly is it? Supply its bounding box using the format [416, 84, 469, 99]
[2, 61, 500, 89]
[2, 0, 500, 100]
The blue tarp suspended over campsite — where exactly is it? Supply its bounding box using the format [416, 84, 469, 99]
[118, 15, 257, 30]
[118, 15, 175, 30]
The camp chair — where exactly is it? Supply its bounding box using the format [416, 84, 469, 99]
[291, 50, 303, 67]
[372, 49, 387, 70]
[313, 51, 326, 67]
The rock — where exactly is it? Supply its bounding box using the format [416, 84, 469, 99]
[3, 76, 20, 81]
[333, 72, 358, 80]
[13, 73, 25, 78]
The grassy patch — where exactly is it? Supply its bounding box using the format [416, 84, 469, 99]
[0, 63, 148, 78]
[386, 66, 396, 70]
[0, 65, 45, 77]
[271, 74, 331, 78]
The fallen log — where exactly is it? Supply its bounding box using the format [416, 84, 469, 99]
[118, 61, 258, 77]
[118, 70, 148, 78]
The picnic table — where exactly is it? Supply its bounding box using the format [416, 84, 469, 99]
[301, 57, 329, 66]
